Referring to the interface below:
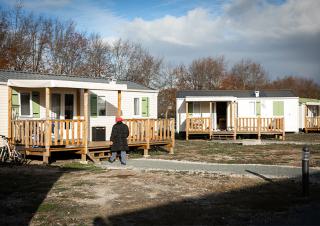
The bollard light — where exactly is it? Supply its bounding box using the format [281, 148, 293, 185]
[302, 146, 310, 197]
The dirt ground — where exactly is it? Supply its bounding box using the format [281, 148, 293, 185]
[1, 163, 320, 226]
[139, 133, 320, 167]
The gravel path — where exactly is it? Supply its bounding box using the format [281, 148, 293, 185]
[101, 159, 320, 181]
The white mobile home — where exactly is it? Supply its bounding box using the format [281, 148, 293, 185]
[176, 90, 299, 140]
[299, 98, 320, 132]
[0, 70, 174, 163]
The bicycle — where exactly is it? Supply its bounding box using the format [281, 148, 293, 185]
[0, 135, 25, 164]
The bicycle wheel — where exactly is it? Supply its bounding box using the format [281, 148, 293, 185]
[0, 147, 9, 162]
[12, 148, 26, 165]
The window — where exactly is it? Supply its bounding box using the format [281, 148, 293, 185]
[65, 94, 74, 119]
[90, 94, 106, 117]
[256, 101, 261, 116]
[21, 93, 31, 116]
[273, 101, 284, 116]
[142, 97, 149, 117]
[51, 94, 61, 119]
[90, 94, 97, 117]
[187, 102, 200, 114]
[98, 96, 106, 116]
[193, 102, 200, 113]
[249, 101, 255, 116]
[134, 98, 140, 115]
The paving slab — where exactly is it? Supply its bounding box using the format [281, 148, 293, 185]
[100, 159, 320, 182]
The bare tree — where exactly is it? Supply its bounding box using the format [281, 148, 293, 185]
[175, 57, 227, 90]
[84, 34, 112, 77]
[48, 21, 88, 75]
[110, 39, 162, 87]
[265, 76, 320, 99]
[229, 59, 268, 89]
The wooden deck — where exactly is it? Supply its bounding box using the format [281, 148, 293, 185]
[305, 116, 320, 133]
[186, 117, 285, 140]
[11, 118, 175, 162]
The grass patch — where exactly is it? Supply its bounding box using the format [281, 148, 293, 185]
[61, 162, 103, 172]
[72, 180, 97, 187]
[148, 139, 320, 166]
[37, 203, 60, 212]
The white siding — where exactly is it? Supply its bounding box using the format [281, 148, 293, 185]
[176, 97, 299, 133]
[121, 91, 158, 119]
[12, 87, 79, 120]
[89, 89, 158, 141]
[237, 99, 256, 116]
[176, 98, 186, 133]
[237, 97, 299, 132]
[89, 90, 118, 141]
[299, 104, 305, 129]
[0, 84, 8, 136]
[284, 98, 299, 132]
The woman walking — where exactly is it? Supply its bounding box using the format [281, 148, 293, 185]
[109, 117, 129, 165]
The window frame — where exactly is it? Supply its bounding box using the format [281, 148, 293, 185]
[134, 97, 140, 116]
[248, 101, 256, 116]
[20, 92, 32, 117]
[97, 96, 106, 116]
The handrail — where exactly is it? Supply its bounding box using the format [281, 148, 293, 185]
[305, 116, 320, 129]
[186, 117, 211, 132]
[186, 116, 285, 138]
[11, 119, 85, 148]
[123, 118, 175, 148]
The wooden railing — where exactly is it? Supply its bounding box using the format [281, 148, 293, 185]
[124, 118, 175, 147]
[186, 117, 211, 133]
[236, 117, 284, 133]
[305, 116, 320, 129]
[12, 119, 85, 148]
[185, 117, 284, 134]
[236, 117, 259, 132]
[259, 117, 284, 133]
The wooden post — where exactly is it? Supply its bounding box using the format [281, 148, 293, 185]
[318, 105, 320, 130]
[258, 116, 261, 140]
[233, 116, 237, 140]
[8, 86, 12, 144]
[146, 119, 150, 149]
[305, 105, 308, 133]
[44, 87, 51, 164]
[233, 102, 237, 140]
[169, 118, 175, 154]
[229, 102, 232, 130]
[143, 147, 149, 158]
[144, 119, 150, 158]
[282, 117, 285, 141]
[76, 89, 81, 118]
[186, 101, 189, 141]
[82, 89, 89, 161]
[209, 102, 212, 139]
[117, 90, 121, 117]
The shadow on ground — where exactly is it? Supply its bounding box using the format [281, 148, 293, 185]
[0, 162, 85, 225]
[94, 172, 320, 226]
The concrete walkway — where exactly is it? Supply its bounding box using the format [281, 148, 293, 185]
[100, 159, 320, 181]
[209, 139, 320, 145]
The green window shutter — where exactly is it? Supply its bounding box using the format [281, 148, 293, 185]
[188, 102, 193, 114]
[12, 89, 19, 106]
[273, 101, 284, 116]
[142, 97, 149, 117]
[90, 94, 97, 117]
[32, 91, 40, 118]
[256, 101, 261, 116]
[12, 89, 20, 117]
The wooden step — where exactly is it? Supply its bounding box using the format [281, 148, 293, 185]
[88, 150, 110, 162]
[211, 133, 235, 140]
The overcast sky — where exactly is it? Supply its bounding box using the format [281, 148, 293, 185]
[1, 0, 319, 83]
